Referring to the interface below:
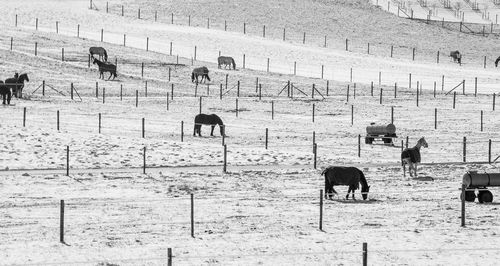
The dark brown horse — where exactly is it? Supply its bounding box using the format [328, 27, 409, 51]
[5, 73, 29, 98]
[92, 58, 117, 80]
[217, 56, 236, 70]
[89, 47, 108, 61]
[401, 137, 428, 178]
[323, 166, 370, 200]
[191, 67, 210, 84]
[450, 50, 461, 64]
[0, 81, 11, 105]
[193, 114, 224, 137]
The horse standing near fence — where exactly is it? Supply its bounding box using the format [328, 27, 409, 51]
[92, 58, 117, 80]
[89, 47, 108, 62]
[323, 166, 370, 200]
[5, 73, 29, 98]
[217, 56, 236, 70]
[191, 67, 211, 84]
[450, 50, 461, 64]
[401, 137, 428, 178]
[193, 114, 224, 137]
[0, 81, 11, 105]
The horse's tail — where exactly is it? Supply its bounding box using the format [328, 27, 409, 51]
[323, 168, 330, 198]
[191, 72, 195, 82]
[231, 58, 236, 69]
[104, 50, 108, 62]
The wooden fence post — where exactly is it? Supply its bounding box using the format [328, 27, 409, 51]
[319, 189, 323, 231]
[489, 139, 492, 163]
[358, 134, 361, 157]
[57, 110, 60, 131]
[313, 143, 317, 169]
[34, 42, 37, 56]
[23, 107, 26, 127]
[351, 105, 354, 125]
[98, 113, 101, 133]
[363, 243, 368, 266]
[434, 108, 437, 129]
[223, 144, 227, 173]
[379, 88, 383, 104]
[271, 101, 274, 120]
[461, 183, 466, 227]
[243, 54, 245, 69]
[265, 128, 268, 149]
[143, 146, 146, 174]
[135, 90, 138, 107]
[168, 248, 173, 266]
[312, 104, 315, 123]
[283, 28, 286, 41]
[142, 118, 145, 138]
[66, 145, 69, 175]
[181, 121, 184, 142]
[190, 193, 194, 238]
[480, 110, 483, 132]
[60, 200, 65, 243]
[463, 136, 467, 162]
[493, 93, 496, 111]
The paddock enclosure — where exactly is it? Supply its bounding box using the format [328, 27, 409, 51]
[1, 0, 500, 265]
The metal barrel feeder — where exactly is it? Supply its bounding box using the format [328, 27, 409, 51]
[461, 171, 500, 203]
[365, 123, 397, 145]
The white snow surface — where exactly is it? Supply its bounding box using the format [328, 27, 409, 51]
[0, 0, 500, 265]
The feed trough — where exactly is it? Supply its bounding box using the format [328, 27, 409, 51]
[461, 171, 500, 203]
[365, 123, 397, 145]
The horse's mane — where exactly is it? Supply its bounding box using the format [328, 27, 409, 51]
[212, 114, 223, 125]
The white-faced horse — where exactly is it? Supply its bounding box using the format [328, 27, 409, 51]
[401, 137, 428, 178]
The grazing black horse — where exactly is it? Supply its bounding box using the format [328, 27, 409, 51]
[450, 50, 461, 64]
[217, 56, 236, 70]
[89, 47, 108, 61]
[191, 67, 211, 83]
[92, 58, 117, 80]
[5, 73, 29, 98]
[193, 114, 224, 137]
[495, 56, 500, 67]
[323, 166, 370, 200]
[0, 81, 11, 105]
[401, 137, 428, 178]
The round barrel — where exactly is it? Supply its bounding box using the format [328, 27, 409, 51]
[463, 172, 500, 187]
[366, 123, 396, 135]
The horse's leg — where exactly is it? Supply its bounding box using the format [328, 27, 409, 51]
[1, 93, 5, 104]
[193, 125, 197, 136]
[403, 162, 406, 178]
[108, 72, 112, 80]
[210, 125, 215, 136]
[7, 91, 11, 105]
[346, 187, 351, 200]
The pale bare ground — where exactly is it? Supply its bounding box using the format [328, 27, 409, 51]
[0, 0, 500, 265]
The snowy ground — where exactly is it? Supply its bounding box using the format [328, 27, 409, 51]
[1, 0, 500, 265]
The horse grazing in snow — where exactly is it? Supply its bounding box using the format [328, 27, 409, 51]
[323, 166, 370, 200]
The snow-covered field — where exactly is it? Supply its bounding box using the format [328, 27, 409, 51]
[1, 0, 500, 265]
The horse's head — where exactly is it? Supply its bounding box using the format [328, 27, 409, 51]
[20, 73, 29, 82]
[92, 57, 98, 65]
[361, 185, 370, 200]
[419, 137, 428, 148]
